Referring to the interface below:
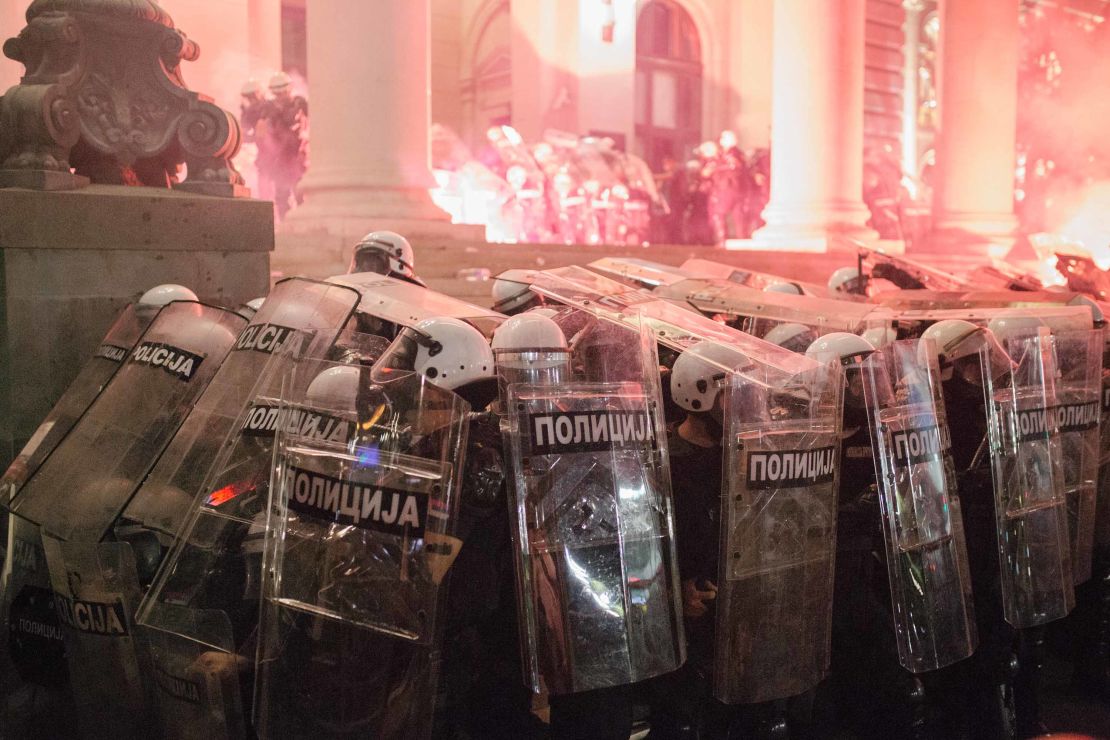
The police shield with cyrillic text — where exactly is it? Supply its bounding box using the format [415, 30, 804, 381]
[0, 300, 244, 736]
[70, 278, 357, 738]
[860, 339, 978, 677]
[495, 303, 685, 722]
[41, 536, 147, 739]
[254, 351, 470, 739]
[715, 349, 843, 700]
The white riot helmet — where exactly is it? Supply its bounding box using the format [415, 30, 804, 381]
[920, 320, 982, 363]
[671, 341, 751, 413]
[492, 313, 568, 355]
[763, 322, 817, 353]
[764, 281, 803, 296]
[860, 325, 898, 349]
[306, 366, 360, 409]
[828, 266, 867, 295]
[246, 297, 266, 312]
[139, 284, 198, 308]
[492, 313, 569, 388]
[491, 277, 538, 314]
[921, 319, 1012, 380]
[241, 79, 262, 97]
[351, 231, 418, 282]
[269, 71, 292, 94]
[379, 317, 495, 391]
[805, 332, 875, 365]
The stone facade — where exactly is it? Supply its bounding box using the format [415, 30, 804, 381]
[0, 184, 273, 470]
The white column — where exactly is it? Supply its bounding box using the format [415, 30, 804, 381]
[247, 0, 283, 77]
[752, 0, 875, 251]
[930, 0, 1019, 256]
[287, 0, 453, 239]
[901, 0, 925, 183]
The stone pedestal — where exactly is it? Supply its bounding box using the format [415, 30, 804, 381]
[752, 0, 877, 250]
[0, 184, 273, 469]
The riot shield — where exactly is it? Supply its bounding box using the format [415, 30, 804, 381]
[327, 271, 505, 338]
[1050, 329, 1104, 584]
[499, 307, 685, 695]
[132, 340, 353, 740]
[586, 257, 693, 289]
[41, 536, 148, 739]
[983, 329, 1076, 627]
[254, 360, 469, 739]
[7, 302, 246, 543]
[119, 278, 360, 543]
[715, 359, 844, 703]
[0, 301, 243, 730]
[0, 303, 150, 506]
[896, 306, 1095, 337]
[859, 247, 971, 292]
[860, 339, 978, 672]
[1098, 342, 1110, 550]
[653, 277, 893, 337]
[678, 257, 840, 298]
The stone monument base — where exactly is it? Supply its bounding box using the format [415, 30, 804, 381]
[0, 184, 274, 469]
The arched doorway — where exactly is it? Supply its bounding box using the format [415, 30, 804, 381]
[635, 0, 703, 171]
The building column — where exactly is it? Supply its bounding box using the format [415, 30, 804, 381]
[901, 0, 925, 183]
[286, 0, 455, 240]
[247, 0, 283, 77]
[930, 0, 1020, 256]
[752, 0, 876, 251]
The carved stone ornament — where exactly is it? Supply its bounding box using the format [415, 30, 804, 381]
[0, 0, 248, 195]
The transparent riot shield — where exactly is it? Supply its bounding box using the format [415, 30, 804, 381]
[119, 278, 360, 543]
[133, 340, 354, 740]
[983, 329, 1076, 627]
[41, 536, 148, 738]
[0, 301, 244, 731]
[254, 361, 468, 740]
[860, 339, 978, 672]
[1, 303, 150, 504]
[652, 277, 893, 337]
[859, 248, 971, 292]
[715, 360, 844, 704]
[678, 257, 840, 298]
[1097, 343, 1110, 550]
[7, 302, 246, 542]
[1051, 329, 1104, 584]
[499, 308, 685, 695]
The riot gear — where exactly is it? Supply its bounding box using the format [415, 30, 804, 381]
[255, 357, 470, 739]
[139, 283, 198, 309]
[268, 71, 292, 95]
[492, 276, 543, 314]
[860, 325, 897, 349]
[805, 332, 877, 365]
[497, 303, 685, 698]
[829, 266, 868, 295]
[670, 340, 750, 412]
[376, 317, 495, 391]
[765, 281, 803, 295]
[350, 231, 424, 286]
[764, 322, 819, 353]
[0, 301, 245, 737]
